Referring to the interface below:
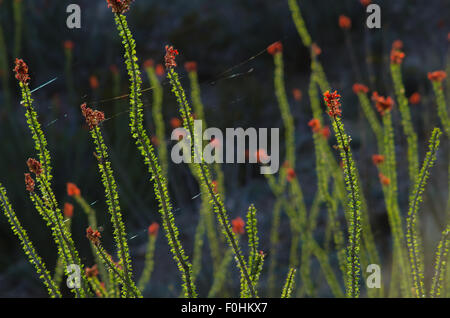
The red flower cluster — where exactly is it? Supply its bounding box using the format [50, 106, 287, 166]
[13, 58, 30, 84]
[267, 41, 283, 55]
[24, 173, 35, 192]
[392, 40, 403, 51]
[339, 15, 351, 30]
[80, 103, 105, 130]
[255, 149, 269, 163]
[292, 88, 302, 101]
[184, 61, 197, 72]
[86, 226, 101, 245]
[372, 154, 385, 166]
[308, 118, 321, 133]
[143, 59, 154, 69]
[106, 0, 134, 14]
[89, 75, 99, 90]
[232, 217, 245, 235]
[379, 173, 390, 186]
[27, 158, 43, 176]
[409, 92, 421, 105]
[352, 83, 369, 94]
[311, 43, 321, 57]
[85, 264, 99, 278]
[427, 70, 447, 82]
[63, 40, 74, 51]
[321, 126, 331, 139]
[323, 90, 342, 117]
[67, 182, 81, 197]
[155, 64, 165, 76]
[372, 92, 394, 116]
[360, 0, 371, 6]
[148, 222, 160, 237]
[390, 49, 405, 65]
[165, 45, 179, 70]
[170, 117, 182, 129]
[286, 168, 296, 182]
[64, 202, 74, 218]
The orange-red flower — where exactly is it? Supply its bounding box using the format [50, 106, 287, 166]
[372, 92, 394, 115]
[408, 92, 421, 105]
[85, 264, 99, 278]
[360, 0, 371, 6]
[211, 180, 218, 194]
[184, 61, 197, 73]
[372, 154, 385, 166]
[148, 222, 160, 237]
[67, 182, 81, 197]
[427, 70, 447, 82]
[164, 45, 179, 70]
[390, 49, 405, 65]
[106, 0, 134, 14]
[151, 135, 160, 147]
[80, 103, 105, 130]
[255, 149, 269, 163]
[379, 173, 390, 186]
[209, 137, 221, 149]
[321, 126, 331, 139]
[170, 117, 182, 129]
[352, 83, 369, 94]
[64, 202, 74, 218]
[89, 75, 99, 90]
[292, 88, 302, 101]
[339, 15, 351, 30]
[311, 43, 321, 56]
[392, 40, 404, 51]
[86, 226, 101, 245]
[267, 41, 283, 55]
[63, 40, 74, 51]
[308, 118, 321, 133]
[13, 58, 30, 84]
[27, 158, 43, 176]
[155, 64, 165, 76]
[24, 173, 35, 192]
[286, 168, 296, 182]
[323, 90, 342, 117]
[232, 217, 245, 235]
[143, 59, 154, 69]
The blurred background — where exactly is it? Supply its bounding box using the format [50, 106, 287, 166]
[0, 0, 449, 297]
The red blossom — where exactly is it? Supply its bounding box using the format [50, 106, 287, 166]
[86, 226, 101, 245]
[286, 168, 296, 182]
[372, 154, 385, 166]
[267, 41, 283, 55]
[27, 158, 43, 176]
[63, 40, 74, 50]
[372, 92, 394, 116]
[64, 202, 74, 218]
[164, 45, 179, 70]
[106, 0, 134, 14]
[89, 75, 99, 89]
[143, 59, 154, 69]
[151, 135, 160, 147]
[427, 70, 447, 82]
[209, 137, 221, 149]
[323, 90, 342, 117]
[155, 64, 165, 76]
[255, 149, 269, 163]
[360, 0, 371, 7]
[339, 15, 351, 30]
[80, 103, 105, 130]
[170, 117, 182, 129]
[392, 40, 404, 51]
[24, 173, 35, 192]
[85, 264, 99, 278]
[408, 92, 421, 105]
[292, 88, 302, 101]
[148, 222, 160, 237]
[352, 83, 369, 94]
[184, 61, 197, 72]
[311, 43, 321, 56]
[390, 49, 405, 65]
[308, 118, 322, 133]
[321, 126, 331, 139]
[13, 58, 30, 84]
[379, 173, 391, 186]
[67, 182, 81, 197]
[232, 217, 245, 235]
[211, 180, 218, 194]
